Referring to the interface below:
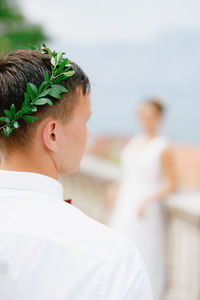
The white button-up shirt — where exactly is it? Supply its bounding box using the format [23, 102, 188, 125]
[0, 170, 152, 300]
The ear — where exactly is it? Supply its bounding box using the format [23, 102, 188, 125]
[42, 119, 59, 152]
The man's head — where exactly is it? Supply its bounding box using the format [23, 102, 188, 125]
[0, 49, 91, 175]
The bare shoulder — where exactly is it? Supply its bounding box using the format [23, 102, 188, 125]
[161, 146, 175, 162]
[160, 145, 177, 183]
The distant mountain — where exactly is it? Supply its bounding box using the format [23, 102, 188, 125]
[50, 30, 200, 143]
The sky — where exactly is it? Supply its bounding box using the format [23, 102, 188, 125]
[19, 0, 200, 44]
[18, 0, 200, 143]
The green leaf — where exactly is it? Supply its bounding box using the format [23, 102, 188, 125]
[4, 110, 13, 120]
[5, 117, 10, 123]
[63, 70, 75, 77]
[57, 58, 69, 73]
[34, 98, 53, 106]
[56, 52, 63, 64]
[29, 106, 37, 112]
[38, 82, 46, 93]
[22, 107, 32, 114]
[15, 106, 33, 118]
[56, 53, 67, 66]
[48, 49, 53, 56]
[51, 84, 67, 93]
[28, 44, 37, 50]
[52, 75, 66, 84]
[44, 73, 49, 82]
[38, 89, 51, 98]
[3, 128, 7, 136]
[27, 83, 35, 101]
[3, 126, 12, 136]
[22, 93, 30, 108]
[13, 121, 20, 129]
[48, 89, 62, 99]
[10, 104, 16, 118]
[51, 56, 56, 67]
[29, 83, 38, 96]
[18, 106, 37, 116]
[17, 107, 33, 117]
[0, 117, 7, 122]
[21, 115, 38, 123]
[15, 111, 23, 119]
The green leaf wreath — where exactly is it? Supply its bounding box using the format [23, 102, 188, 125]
[0, 43, 75, 137]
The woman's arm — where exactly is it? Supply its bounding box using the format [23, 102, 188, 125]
[138, 147, 177, 217]
[104, 181, 122, 212]
[160, 146, 177, 193]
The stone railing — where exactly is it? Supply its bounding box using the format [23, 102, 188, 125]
[59, 154, 120, 224]
[164, 192, 200, 300]
[59, 154, 200, 300]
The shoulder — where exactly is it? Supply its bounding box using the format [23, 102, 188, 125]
[53, 202, 139, 259]
[123, 133, 145, 148]
[154, 135, 171, 154]
[158, 135, 170, 146]
[70, 208, 152, 299]
[46, 203, 150, 285]
[1, 196, 152, 298]
[157, 135, 172, 154]
[16, 197, 138, 261]
[55, 204, 152, 299]
[121, 133, 145, 156]
[128, 133, 146, 145]
[1, 194, 137, 262]
[160, 145, 175, 164]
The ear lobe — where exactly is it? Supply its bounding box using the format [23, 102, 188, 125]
[43, 120, 58, 152]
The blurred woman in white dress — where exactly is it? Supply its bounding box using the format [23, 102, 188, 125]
[107, 99, 177, 300]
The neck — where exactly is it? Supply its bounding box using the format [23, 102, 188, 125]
[0, 147, 58, 180]
[146, 128, 158, 139]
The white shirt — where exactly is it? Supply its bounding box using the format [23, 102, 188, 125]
[0, 170, 152, 300]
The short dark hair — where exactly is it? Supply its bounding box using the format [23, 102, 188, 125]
[0, 49, 90, 149]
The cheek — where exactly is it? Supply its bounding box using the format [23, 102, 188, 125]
[140, 115, 149, 126]
[70, 125, 88, 154]
[79, 126, 88, 149]
[60, 121, 88, 157]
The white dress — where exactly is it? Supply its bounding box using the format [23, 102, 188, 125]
[108, 133, 169, 300]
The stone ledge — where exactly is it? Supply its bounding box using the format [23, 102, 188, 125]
[165, 192, 200, 225]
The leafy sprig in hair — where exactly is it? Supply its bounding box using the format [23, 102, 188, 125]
[0, 43, 75, 136]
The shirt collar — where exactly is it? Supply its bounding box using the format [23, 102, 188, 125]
[0, 170, 63, 200]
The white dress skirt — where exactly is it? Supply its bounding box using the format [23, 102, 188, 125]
[108, 133, 169, 300]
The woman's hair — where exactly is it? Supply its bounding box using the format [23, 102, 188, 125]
[0, 49, 90, 149]
[144, 98, 165, 115]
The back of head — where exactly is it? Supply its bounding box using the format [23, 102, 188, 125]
[0, 49, 90, 151]
[144, 97, 165, 115]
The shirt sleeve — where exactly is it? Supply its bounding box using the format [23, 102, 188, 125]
[105, 240, 153, 300]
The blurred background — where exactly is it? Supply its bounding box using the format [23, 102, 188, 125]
[1, 0, 200, 299]
[1, 0, 200, 142]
